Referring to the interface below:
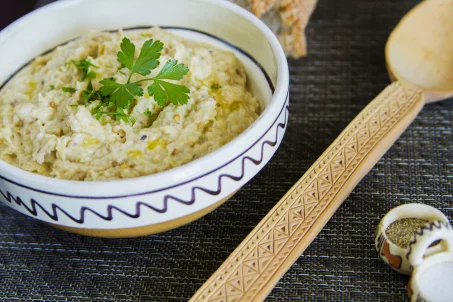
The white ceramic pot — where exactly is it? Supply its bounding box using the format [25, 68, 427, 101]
[375, 203, 450, 275]
[0, 0, 289, 237]
[407, 220, 453, 302]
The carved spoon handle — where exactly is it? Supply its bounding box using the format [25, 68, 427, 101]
[190, 82, 424, 302]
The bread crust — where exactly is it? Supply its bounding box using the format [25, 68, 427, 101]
[277, 0, 318, 57]
[251, 0, 278, 17]
[237, 0, 317, 58]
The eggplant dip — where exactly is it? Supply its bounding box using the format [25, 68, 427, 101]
[0, 27, 260, 180]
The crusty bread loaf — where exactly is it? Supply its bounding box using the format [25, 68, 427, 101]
[230, 0, 317, 58]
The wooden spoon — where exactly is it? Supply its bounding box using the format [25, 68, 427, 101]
[191, 1, 453, 301]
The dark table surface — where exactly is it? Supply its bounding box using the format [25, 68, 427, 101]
[1, 0, 452, 301]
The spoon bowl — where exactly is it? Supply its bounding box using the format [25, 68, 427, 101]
[386, 0, 453, 102]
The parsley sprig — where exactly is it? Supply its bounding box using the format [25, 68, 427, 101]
[68, 59, 97, 81]
[70, 37, 190, 124]
[98, 38, 190, 120]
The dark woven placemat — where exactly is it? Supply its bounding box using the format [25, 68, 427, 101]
[1, 0, 452, 301]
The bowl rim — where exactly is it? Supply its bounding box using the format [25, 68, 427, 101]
[377, 203, 451, 254]
[0, 0, 289, 196]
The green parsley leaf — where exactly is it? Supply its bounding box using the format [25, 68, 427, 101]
[50, 85, 56, 90]
[87, 71, 97, 80]
[79, 59, 97, 81]
[147, 81, 167, 106]
[117, 37, 136, 70]
[115, 107, 127, 123]
[62, 87, 76, 93]
[86, 80, 94, 92]
[154, 59, 189, 80]
[211, 83, 221, 90]
[91, 106, 135, 125]
[68, 59, 97, 81]
[148, 80, 190, 106]
[91, 104, 106, 120]
[81, 81, 101, 104]
[144, 108, 153, 118]
[99, 79, 143, 108]
[117, 38, 163, 79]
[131, 39, 163, 76]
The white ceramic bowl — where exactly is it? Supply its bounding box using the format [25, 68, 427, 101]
[0, 0, 289, 237]
[375, 203, 450, 275]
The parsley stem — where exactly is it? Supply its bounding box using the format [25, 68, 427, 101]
[102, 112, 126, 116]
[135, 78, 155, 84]
[127, 73, 133, 84]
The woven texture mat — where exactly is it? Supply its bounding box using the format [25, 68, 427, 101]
[1, 0, 452, 301]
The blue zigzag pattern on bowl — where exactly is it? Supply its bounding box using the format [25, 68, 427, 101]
[0, 104, 289, 224]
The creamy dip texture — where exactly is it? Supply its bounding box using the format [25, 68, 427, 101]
[0, 28, 260, 180]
